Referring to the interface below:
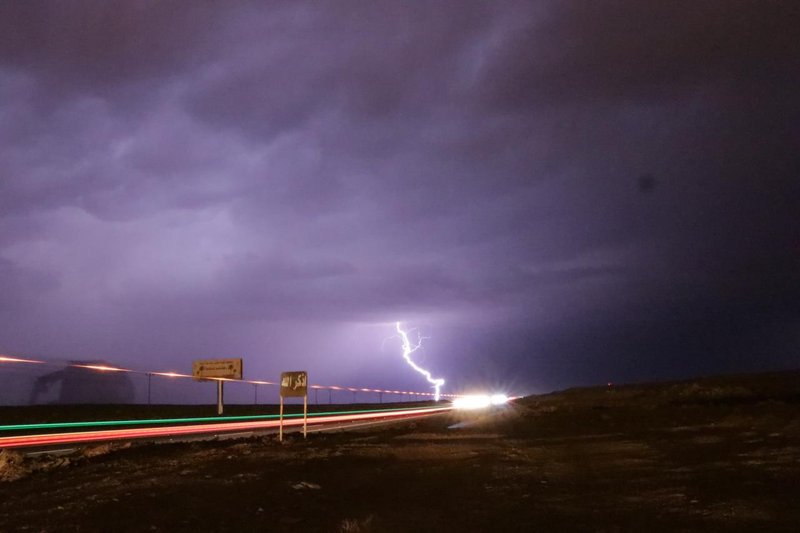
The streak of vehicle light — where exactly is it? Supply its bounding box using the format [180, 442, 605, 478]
[1, 354, 456, 398]
[0, 405, 440, 432]
[23, 448, 77, 457]
[0, 406, 452, 449]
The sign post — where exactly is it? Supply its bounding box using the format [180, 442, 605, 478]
[193, 358, 243, 415]
[279, 371, 308, 441]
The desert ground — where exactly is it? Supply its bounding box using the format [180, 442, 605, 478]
[2, 371, 800, 532]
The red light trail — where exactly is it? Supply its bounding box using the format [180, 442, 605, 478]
[0, 406, 451, 449]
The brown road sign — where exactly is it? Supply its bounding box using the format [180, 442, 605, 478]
[279, 371, 309, 441]
[192, 358, 243, 380]
[280, 371, 308, 397]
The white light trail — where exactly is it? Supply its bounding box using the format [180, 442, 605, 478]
[0, 355, 45, 364]
[71, 364, 130, 372]
[395, 321, 445, 401]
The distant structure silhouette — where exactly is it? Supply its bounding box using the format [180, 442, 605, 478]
[29, 361, 136, 404]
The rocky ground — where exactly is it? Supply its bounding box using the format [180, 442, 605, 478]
[2, 371, 800, 532]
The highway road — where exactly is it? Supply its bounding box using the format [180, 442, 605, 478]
[0, 404, 452, 451]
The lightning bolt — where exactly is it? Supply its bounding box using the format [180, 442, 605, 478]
[395, 321, 445, 401]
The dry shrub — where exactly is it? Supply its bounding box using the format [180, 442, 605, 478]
[0, 450, 28, 482]
[82, 443, 113, 458]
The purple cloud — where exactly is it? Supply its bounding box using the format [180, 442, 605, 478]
[1, 1, 798, 399]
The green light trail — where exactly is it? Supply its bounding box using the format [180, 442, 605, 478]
[0, 405, 446, 432]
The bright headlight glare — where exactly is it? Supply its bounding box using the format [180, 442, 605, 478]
[490, 394, 509, 405]
[452, 393, 508, 410]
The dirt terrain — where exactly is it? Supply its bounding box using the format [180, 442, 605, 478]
[2, 371, 800, 532]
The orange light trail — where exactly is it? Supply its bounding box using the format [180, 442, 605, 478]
[0, 355, 45, 364]
[0, 406, 451, 449]
[71, 364, 131, 372]
[0, 353, 459, 398]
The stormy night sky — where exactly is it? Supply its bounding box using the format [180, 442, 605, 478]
[1, 1, 798, 399]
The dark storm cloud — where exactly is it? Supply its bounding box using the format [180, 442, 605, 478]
[481, 1, 800, 107]
[185, 3, 492, 136]
[0, 1, 226, 90]
[1, 1, 798, 395]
